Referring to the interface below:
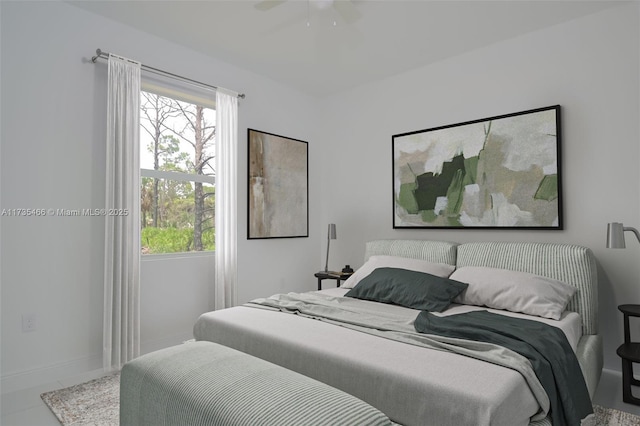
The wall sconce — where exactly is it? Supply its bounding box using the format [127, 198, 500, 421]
[607, 222, 640, 248]
[324, 223, 337, 272]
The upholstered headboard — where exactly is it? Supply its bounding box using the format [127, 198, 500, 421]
[363, 240, 598, 336]
[364, 239, 458, 265]
[456, 242, 598, 336]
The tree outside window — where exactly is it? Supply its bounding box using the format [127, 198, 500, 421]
[140, 91, 215, 254]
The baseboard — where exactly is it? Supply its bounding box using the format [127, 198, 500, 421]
[1, 353, 102, 395]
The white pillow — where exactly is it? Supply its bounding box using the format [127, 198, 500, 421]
[450, 266, 577, 320]
[341, 255, 455, 289]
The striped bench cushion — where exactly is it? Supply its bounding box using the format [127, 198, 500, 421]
[120, 341, 392, 426]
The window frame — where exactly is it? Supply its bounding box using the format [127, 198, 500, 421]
[139, 79, 217, 257]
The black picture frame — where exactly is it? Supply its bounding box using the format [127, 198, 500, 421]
[248, 129, 309, 239]
[392, 105, 562, 229]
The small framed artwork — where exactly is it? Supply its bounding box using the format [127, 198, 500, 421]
[248, 129, 308, 239]
[392, 105, 562, 229]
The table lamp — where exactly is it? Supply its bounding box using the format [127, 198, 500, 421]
[324, 223, 336, 272]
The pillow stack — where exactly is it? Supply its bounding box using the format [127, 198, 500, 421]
[343, 256, 465, 312]
[450, 266, 577, 320]
[341, 255, 455, 289]
[342, 255, 578, 319]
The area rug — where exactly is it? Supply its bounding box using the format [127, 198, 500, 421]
[41, 372, 640, 426]
[593, 404, 640, 426]
[41, 373, 120, 426]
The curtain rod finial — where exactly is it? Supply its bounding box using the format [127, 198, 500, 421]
[91, 48, 102, 63]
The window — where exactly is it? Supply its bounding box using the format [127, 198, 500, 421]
[139, 89, 216, 255]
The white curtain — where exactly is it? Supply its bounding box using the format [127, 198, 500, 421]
[214, 88, 238, 310]
[103, 54, 141, 371]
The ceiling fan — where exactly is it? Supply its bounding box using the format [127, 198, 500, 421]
[254, 0, 362, 25]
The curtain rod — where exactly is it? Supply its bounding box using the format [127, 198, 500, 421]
[91, 49, 246, 99]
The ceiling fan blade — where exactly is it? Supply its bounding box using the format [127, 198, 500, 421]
[254, 0, 287, 12]
[333, 0, 361, 24]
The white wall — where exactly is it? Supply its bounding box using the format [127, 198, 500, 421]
[140, 253, 214, 355]
[318, 0, 640, 397]
[0, 0, 321, 391]
[2, 0, 640, 410]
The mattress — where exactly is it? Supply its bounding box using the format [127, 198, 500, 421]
[194, 290, 582, 426]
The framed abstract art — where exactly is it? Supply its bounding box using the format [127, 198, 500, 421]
[392, 105, 562, 229]
[248, 129, 308, 239]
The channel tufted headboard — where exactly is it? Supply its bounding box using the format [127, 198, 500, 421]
[364, 240, 598, 336]
[364, 239, 458, 265]
[456, 242, 598, 336]
[363, 239, 603, 398]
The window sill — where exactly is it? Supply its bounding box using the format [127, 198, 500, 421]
[141, 251, 215, 262]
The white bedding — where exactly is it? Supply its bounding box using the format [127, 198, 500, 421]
[193, 290, 583, 426]
[319, 287, 583, 351]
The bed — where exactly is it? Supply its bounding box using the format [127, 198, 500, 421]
[194, 240, 603, 426]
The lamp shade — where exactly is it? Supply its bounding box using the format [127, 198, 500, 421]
[328, 223, 336, 239]
[607, 222, 626, 248]
[324, 223, 337, 272]
[607, 222, 640, 249]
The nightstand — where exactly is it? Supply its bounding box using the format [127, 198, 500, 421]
[314, 272, 351, 291]
[617, 304, 640, 405]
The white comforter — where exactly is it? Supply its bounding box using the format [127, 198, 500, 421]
[193, 289, 582, 426]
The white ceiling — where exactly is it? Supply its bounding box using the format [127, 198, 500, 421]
[69, 0, 623, 97]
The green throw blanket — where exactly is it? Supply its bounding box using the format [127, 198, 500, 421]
[415, 310, 593, 426]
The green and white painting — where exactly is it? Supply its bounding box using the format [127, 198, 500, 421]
[393, 106, 562, 229]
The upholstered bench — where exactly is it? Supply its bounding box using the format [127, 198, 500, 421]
[120, 341, 393, 426]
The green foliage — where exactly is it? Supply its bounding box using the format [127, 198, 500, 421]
[140, 185, 215, 254]
[142, 227, 215, 254]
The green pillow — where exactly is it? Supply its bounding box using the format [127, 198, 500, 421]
[345, 267, 468, 312]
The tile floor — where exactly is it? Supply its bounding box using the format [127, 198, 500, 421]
[1, 369, 107, 426]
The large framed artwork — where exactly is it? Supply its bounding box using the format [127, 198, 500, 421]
[248, 129, 308, 239]
[392, 105, 562, 229]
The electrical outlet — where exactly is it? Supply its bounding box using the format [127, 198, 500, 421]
[22, 314, 37, 332]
